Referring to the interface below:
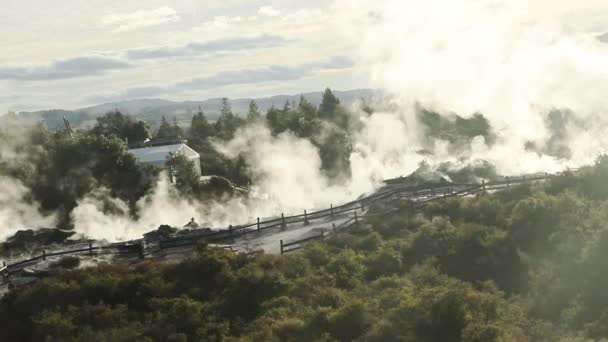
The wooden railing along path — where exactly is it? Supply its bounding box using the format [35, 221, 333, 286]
[1, 171, 564, 274]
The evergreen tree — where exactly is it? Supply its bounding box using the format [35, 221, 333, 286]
[215, 98, 242, 140]
[190, 107, 213, 139]
[247, 100, 262, 122]
[221, 97, 232, 117]
[156, 116, 183, 139]
[299, 95, 317, 121]
[266, 105, 285, 135]
[172, 117, 184, 137]
[156, 116, 173, 138]
[319, 88, 341, 121]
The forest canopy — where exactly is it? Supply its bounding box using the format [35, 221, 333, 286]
[2, 159, 608, 341]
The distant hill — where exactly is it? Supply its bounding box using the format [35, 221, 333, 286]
[5, 89, 380, 131]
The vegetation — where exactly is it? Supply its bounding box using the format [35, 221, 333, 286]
[418, 109, 495, 151]
[3, 158, 608, 340]
[0, 127, 156, 228]
[0, 88, 361, 228]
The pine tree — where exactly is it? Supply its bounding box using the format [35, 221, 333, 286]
[190, 107, 213, 139]
[247, 100, 262, 122]
[172, 117, 184, 137]
[221, 98, 232, 117]
[319, 88, 341, 121]
[156, 116, 173, 138]
[215, 98, 240, 140]
[299, 94, 317, 120]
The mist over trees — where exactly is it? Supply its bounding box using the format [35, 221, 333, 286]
[0, 88, 363, 229]
[1, 85, 543, 241]
[0, 87, 517, 230]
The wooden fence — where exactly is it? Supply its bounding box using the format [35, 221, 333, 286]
[1, 171, 560, 274]
[277, 172, 562, 253]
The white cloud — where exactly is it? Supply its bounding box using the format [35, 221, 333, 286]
[258, 6, 281, 17]
[281, 8, 323, 21]
[101, 6, 180, 33]
[197, 15, 246, 31]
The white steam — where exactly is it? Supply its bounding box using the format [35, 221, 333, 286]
[333, 0, 608, 172]
[72, 174, 254, 241]
[0, 176, 56, 241]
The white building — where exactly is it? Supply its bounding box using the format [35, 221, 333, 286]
[129, 143, 201, 176]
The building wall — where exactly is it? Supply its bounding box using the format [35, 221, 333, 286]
[131, 144, 202, 177]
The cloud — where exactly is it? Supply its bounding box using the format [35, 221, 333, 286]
[101, 6, 180, 33]
[258, 6, 281, 17]
[175, 65, 311, 90]
[86, 86, 166, 104]
[323, 55, 355, 69]
[198, 15, 245, 30]
[175, 56, 354, 90]
[598, 32, 608, 43]
[126, 34, 289, 60]
[0, 56, 132, 81]
[88, 56, 355, 102]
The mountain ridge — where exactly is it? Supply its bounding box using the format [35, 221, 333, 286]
[6, 89, 380, 130]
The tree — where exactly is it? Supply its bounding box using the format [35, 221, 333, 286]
[315, 126, 352, 179]
[221, 97, 232, 117]
[156, 116, 184, 139]
[92, 111, 151, 144]
[299, 95, 317, 121]
[247, 100, 262, 122]
[172, 117, 184, 137]
[189, 108, 213, 139]
[318, 88, 340, 121]
[156, 116, 172, 139]
[214, 98, 243, 140]
[166, 153, 200, 195]
[266, 105, 288, 135]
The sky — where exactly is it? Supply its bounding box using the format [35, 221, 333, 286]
[2, 1, 608, 115]
[0, 0, 368, 113]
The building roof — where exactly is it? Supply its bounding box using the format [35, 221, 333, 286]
[129, 143, 199, 164]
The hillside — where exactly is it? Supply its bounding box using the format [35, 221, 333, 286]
[5, 89, 380, 130]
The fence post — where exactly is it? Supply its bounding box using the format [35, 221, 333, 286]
[354, 211, 359, 224]
[229, 225, 234, 243]
[280, 240, 284, 254]
[89, 242, 93, 257]
[138, 241, 145, 259]
[330, 204, 334, 218]
[281, 213, 286, 229]
[42, 249, 46, 261]
[304, 210, 310, 225]
[257, 217, 260, 231]
[2, 262, 7, 284]
[482, 180, 486, 191]
[332, 223, 336, 233]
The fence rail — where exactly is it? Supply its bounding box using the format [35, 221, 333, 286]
[1, 171, 564, 274]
